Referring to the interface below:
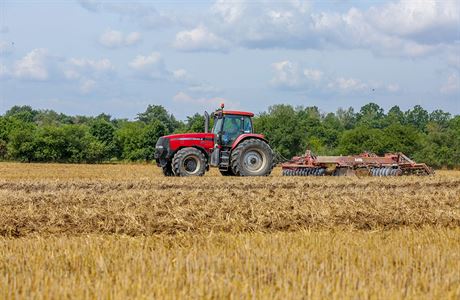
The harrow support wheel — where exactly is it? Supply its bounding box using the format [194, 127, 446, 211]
[172, 147, 207, 177]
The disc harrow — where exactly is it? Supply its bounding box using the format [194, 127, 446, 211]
[281, 150, 433, 177]
[369, 167, 401, 176]
[282, 167, 326, 176]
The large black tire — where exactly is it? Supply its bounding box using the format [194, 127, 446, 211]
[220, 169, 235, 176]
[162, 164, 174, 177]
[231, 139, 274, 176]
[172, 147, 207, 177]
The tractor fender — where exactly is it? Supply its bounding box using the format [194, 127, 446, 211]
[231, 134, 268, 150]
[173, 145, 210, 161]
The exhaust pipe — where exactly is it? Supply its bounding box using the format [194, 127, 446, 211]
[204, 111, 210, 133]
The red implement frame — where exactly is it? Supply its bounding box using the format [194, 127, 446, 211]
[281, 149, 433, 176]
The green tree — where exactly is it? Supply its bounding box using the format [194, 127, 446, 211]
[413, 123, 454, 168]
[382, 124, 420, 155]
[33, 126, 68, 162]
[297, 107, 326, 154]
[5, 105, 38, 123]
[137, 105, 181, 133]
[405, 105, 429, 131]
[7, 123, 37, 162]
[34, 110, 74, 126]
[429, 109, 451, 128]
[254, 105, 303, 158]
[115, 121, 146, 161]
[338, 126, 386, 155]
[385, 105, 405, 125]
[141, 120, 168, 161]
[356, 103, 384, 128]
[89, 119, 117, 160]
[185, 113, 206, 133]
[336, 107, 356, 130]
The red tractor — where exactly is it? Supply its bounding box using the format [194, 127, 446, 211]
[154, 104, 274, 177]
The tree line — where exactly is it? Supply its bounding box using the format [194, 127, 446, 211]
[0, 103, 458, 168]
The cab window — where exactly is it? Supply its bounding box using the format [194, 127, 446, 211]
[243, 116, 252, 133]
[212, 118, 223, 134]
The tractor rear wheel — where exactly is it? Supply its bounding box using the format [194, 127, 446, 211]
[231, 139, 274, 176]
[172, 147, 207, 176]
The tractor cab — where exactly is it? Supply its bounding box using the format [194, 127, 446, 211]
[210, 107, 254, 148]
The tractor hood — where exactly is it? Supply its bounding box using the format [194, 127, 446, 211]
[162, 132, 215, 141]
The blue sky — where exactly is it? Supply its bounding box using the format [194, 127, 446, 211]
[0, 0, 459, 119]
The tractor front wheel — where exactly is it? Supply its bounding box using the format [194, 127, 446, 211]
[231, 139, 274, 176]
[172, 147, 207, 176]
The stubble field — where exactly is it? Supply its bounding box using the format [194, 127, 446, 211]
[0, 163, 459, 299]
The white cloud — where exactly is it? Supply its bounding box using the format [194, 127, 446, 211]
[211, 0, 246, 24]
[129, 52, 173, 80]
[182, 0, 459, 58]
[69, 58, 114, 72]
[289, 0, 310, 14]
[77, 0, 101, 12]
[1, 50, 115, 93]
[129, 52, 162, 71]
[387, 84, 401, 93]
[172, 69, 188, 81]
[173, 25, 230, 52]
[188, 83, 220, 93]
[78, 0, 174, 29]
[270, 60, 302, 88]
[173, 91, 238, 109]
[173, 91, 197, 103]
[99, 30, 142, 48]
[80, 79, 97, 94]
[13, 48, 49, 80]
[0, 64, 9, 79]
[368, 0, 459, 44]
[271, 61, 324, 89]
[63, 69, 80, 80]
[0, 41, 13, 56]
[271, 60, 401, 95]
[61, 57, 115, 94]
[303, 68, 323, 81]
[0, 26, 9, 34]
[440, 72, 460, 94]
[329, 77, 367, 92]
[447, 50, 460, 70]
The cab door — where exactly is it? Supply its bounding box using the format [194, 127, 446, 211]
[221, 115, 244, 147]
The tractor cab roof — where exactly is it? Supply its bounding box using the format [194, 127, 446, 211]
[217, 110, 254, 117]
